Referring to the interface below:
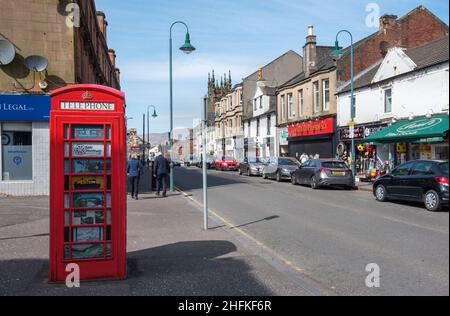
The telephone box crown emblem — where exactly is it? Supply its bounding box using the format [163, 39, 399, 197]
[82, 91, 93, 100]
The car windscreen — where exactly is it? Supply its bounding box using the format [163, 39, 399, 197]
[322, 161, 348, 169]
[279, 158, 299, 166]
[438, 163, 449, 176]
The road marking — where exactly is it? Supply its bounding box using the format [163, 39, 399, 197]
[175, 186, 305, 274]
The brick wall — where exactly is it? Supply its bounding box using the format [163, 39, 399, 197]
[337, 6, 449, 83]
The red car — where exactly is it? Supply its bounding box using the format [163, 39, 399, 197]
[215, 157, 238, 171]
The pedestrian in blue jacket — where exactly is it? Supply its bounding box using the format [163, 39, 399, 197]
[153, 152, 170, 197]
[127, 154, 143, 200]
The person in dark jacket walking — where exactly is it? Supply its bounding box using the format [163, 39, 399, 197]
[153, 152, 170, 197]
[127, 154, 143, 200]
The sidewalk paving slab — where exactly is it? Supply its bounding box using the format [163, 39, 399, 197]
[0, 193, 326, 296]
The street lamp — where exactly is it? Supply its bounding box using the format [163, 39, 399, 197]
[332, 30, 356, 178]
[169, 21, 196, 192]
[147, 105, 158, 148]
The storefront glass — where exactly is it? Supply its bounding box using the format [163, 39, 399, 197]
[1, 122, 32, 181]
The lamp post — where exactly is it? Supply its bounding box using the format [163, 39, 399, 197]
[147, 105, 158, 148]
[169, 21, 196, 192]
[332, 30, 356, 178]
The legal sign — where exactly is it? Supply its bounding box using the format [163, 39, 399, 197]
[0, 94, 50, 121]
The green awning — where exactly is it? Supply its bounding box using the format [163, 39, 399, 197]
[365, 115, 449, 143]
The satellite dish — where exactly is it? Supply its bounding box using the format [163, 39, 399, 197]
[24, 55, 48, 72]
[0, 40, 16, 65]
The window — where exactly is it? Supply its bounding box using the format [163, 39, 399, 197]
[1, 123, 33, 181]
[299, 90, 304, 117]
[280, 95, 286, 120]
[259, 96, 263, 109]
[384, 88, 392, 113]
[313, 81, 320, 113]
[256, 119, 260, 137]
[254, 99, 257, 111]
[411, 161, 435, 176]
[323, 79, 330, 111]
[392, 162, 414, 176]
[267, 116, 271, 135]
[287, 93, 293, 118]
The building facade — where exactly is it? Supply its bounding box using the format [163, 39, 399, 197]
[337, 36, 449, 177]
[0, 0, 120, 196]
[214, 84, 244, 160]
[242, 51, 303, 160]
[276, 26, 338, 159]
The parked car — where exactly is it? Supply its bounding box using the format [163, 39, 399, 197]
[373, 160, 449, 212]
[262, 157, 300, 181]
[196, 156, 215, 169]
[215, 157, 238, 171]
[291, 159, 355, 189]
[239, 158, 268, 176]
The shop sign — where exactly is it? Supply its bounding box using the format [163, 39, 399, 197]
[60, 101, 115, 111]
[365, 125, 386, 138]
[279, 128, 288, 146]
[339, 126, 365, 140]
[0, 94, 50, 121]
[288, 117, 334, 138]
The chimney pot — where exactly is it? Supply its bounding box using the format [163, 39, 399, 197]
[308, 25, 314, 36]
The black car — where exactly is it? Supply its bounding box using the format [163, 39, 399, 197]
[291, 159, 355, 189]
[373, 160, 449, 212]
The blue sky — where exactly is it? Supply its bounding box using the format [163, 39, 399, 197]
[95, 0, 449, 133]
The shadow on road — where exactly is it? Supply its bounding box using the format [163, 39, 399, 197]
[175, 168, 248, 191]
[0, 240, 274, 296]
[231, 215, 280, 230]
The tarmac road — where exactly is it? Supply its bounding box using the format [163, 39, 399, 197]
[175, 167, 449, 296]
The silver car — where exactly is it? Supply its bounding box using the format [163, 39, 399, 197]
[262, 157, 300, 182]
[291, 159, 355, 189]
[239, 158, 267, 176]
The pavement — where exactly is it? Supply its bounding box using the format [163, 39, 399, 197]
[0, 186, 323, 296]
[175, 167, 449, 296]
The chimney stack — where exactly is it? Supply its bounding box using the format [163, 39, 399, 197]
[379, 14, 398, 34]
[303, 25, 317, 76]
[108, 49, 116, 68]
[96, 11, 108, 41]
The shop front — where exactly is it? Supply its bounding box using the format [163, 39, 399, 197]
[365, 115, 449, 169]
[0, 94, 51, 196]
[278, 127, 289, 157]
[337, 123, 387, 180]
[287, 116, 337, 159]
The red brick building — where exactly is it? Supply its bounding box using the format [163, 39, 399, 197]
[337, 6, 449, 83]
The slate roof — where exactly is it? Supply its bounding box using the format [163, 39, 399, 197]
[278, 46, 336, 90]
[337, 35, 449, 94]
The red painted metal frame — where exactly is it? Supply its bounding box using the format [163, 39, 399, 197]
[49, 84, 126, 282]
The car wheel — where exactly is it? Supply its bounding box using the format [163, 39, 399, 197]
[276, 171, 281, 182]
[424, 190, 441, 212]
[291, 175, 297, 185]
[375, 185, 388, 202]
[310, 176, 319, 190]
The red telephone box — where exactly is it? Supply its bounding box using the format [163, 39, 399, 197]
[49, 84, 127, 282]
